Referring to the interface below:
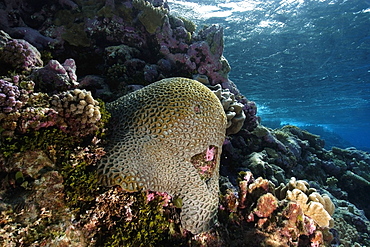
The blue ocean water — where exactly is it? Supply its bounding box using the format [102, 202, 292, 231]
[168, 0, 370, 151]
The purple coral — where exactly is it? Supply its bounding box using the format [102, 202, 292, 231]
[62, 59, 78, 82]
[156, 18, 228, 85]
[31, 59, 78, 93]
[58, 0, 78, 10]
[243, 100, 259, 130]
[195, 24, 224, 58]
[0, 80, 27, 113]
[143, 64, 159, 83]
[0, 39, 43, 71]
[187, 40, 223, 79]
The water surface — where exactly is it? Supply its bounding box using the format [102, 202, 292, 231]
[169, 0, 370, 150]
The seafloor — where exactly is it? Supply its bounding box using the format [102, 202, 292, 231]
[0, 0, 369, 246]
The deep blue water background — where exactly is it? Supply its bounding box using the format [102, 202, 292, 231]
[169, 0, 370, 151]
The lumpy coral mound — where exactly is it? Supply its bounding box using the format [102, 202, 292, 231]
[98, 77, 227, 234]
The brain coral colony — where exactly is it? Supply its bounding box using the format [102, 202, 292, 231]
[98, 77, 227, 234]
[0, 0, 369, 246]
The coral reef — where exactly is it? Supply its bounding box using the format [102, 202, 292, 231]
[192, 75, 246, 135]
[98, 77, 227, 234]
[50, 89, 102, 136]
[1, 0, 258, 126]
[0, 77, 50, 137]
[0, 74, 102, 138]
[133, 0, 169, 34]
[0, 148, 83, 246]
[221, 124, 370, 245]
[0, 0, 369, 246]
[81, 187, 175, 247]
[0, 79, 28, 114]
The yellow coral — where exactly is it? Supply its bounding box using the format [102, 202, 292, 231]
[98, 77, 227, 234]
[286, 189, 332, 227]
[284, 178, 335, 228]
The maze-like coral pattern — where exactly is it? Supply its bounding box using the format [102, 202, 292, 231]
[98, 77, 227, 233]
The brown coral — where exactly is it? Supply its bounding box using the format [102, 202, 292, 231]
[253, 192, 278, 218]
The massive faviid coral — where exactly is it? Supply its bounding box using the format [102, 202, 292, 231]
[98, 77, 227, 234]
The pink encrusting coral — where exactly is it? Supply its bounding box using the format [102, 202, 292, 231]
[252, 192, 278, 218]
[17, 106, 59, 133]
[205, 146, 216, 161]
[191, 146, 219, 180]
[146, 191, 172, 207]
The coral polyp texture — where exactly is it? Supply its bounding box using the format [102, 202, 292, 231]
[98, 77, 227, 234]
[0, 74, 102, 138]
[0, 79, 27, 113]
[50, 89, 102, 136]
[0, 37, 43, 71]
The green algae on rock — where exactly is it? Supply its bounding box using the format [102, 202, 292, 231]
[133, 0, 169, 34]
[82, 187, 174, 247]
